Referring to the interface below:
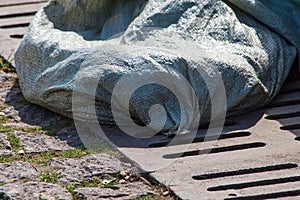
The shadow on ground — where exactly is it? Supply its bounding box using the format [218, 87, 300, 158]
[4, 79, 83, 149]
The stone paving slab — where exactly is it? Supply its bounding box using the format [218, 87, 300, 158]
[0, 133, 12, 156]
[14, 130, 82, 154]
[48, 154, 125, 185]
[0, 182, 73, 200]
[0, 66, 160, 199]
[0, 162, 39, 184]
[74, 182, 154, 200]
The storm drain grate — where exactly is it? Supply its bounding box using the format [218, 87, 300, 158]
[98, 67, 300, 200]
[0, 0, 47, 60]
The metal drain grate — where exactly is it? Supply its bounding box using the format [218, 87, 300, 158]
[95, 68, 300, 199]
[0, 0, 47, 60]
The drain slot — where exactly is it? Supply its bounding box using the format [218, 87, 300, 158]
[268, 101, 300, 108]
[192, 163, 298, 180]
[207, 175, 300, 191]
[0, 11, 36, 19]
[10, 34, 23, 39]
[280, 124, 300, 130]
[163, 142, 266, 159]
[149, 132, 251, 148]
[0, 1, 47, 8]
[224, 189, 300, 200]
[279, 80, 300, 94]
[295, 137, 300, 141]
[199, 119, 236, 130]
[0, 22, 30, 29]
[266, 111, 300, 120]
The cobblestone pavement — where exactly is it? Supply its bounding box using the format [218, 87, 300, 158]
[0, 69, 170, 200]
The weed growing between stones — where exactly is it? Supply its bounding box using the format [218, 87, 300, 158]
[0, 149, 91, 167]
[65, 176, 120, 190]
[6, 132, 21, 152]
[64, 175, 127, 199]
[0, 115, 60, 153]
[40, 169, 63, 184]
[130, 196, 172, 200]
[0, 55, 15, 73]
[18, 125, 59, 135]
[0, 116, 8, 124]
[65, 184, 78, 199]
[0, 116, 23, 152]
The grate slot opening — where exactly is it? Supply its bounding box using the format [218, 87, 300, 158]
[265, 111, 300, 120]
[0, 12, 36, 19]
[207, 175, 300, 191]
[0, 22, 30, 29]
[10, 34, 23, 39]
[198, 119, 236, 130]
[163, 142, 266, 159]
[149, 132, 251, 148]
[224, 189, 300, 200]
[267, 100, 300, 108]
[192, 163, 298, 180]
[279, 84, 300, 95]
[279, 88, 300, 95]
[295, 137, 300, 141]
[280, 124, 300, 131]
[0, 1, 47, 8]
